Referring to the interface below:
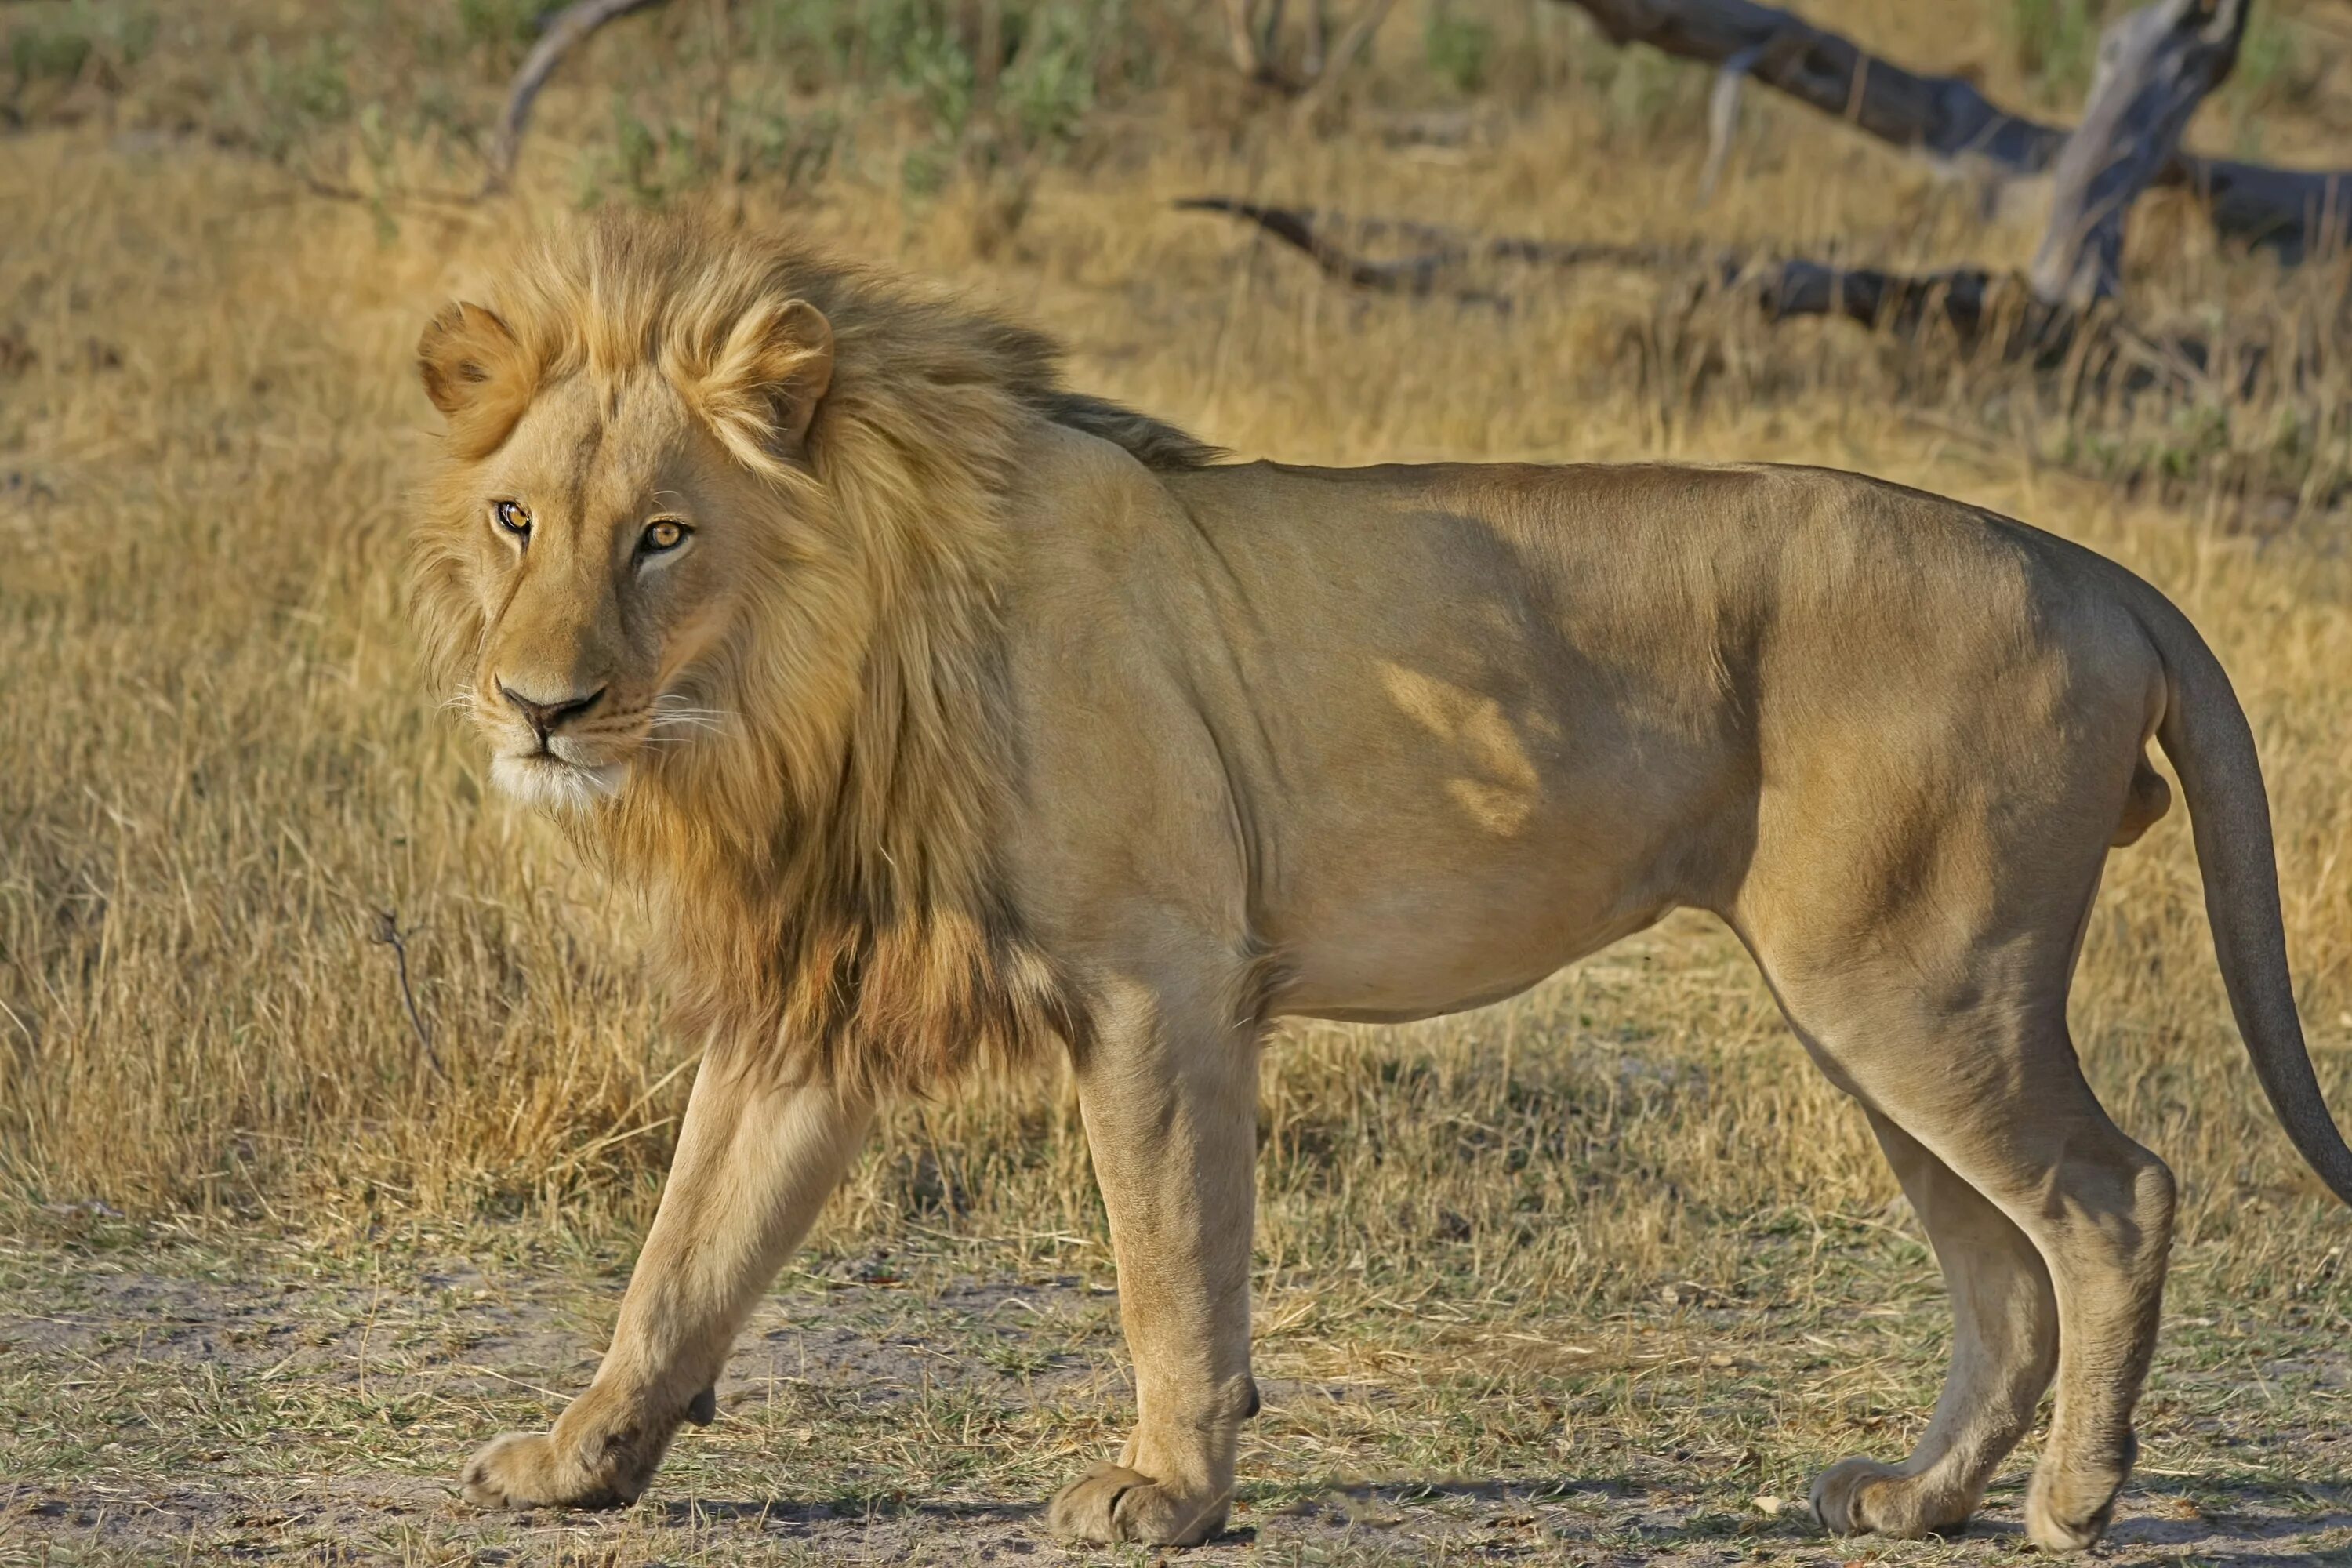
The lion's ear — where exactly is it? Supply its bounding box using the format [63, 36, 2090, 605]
[418, 302, 532, 452]
[693, 298, 836, 467]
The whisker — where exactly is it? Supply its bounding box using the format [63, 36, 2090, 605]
[651, 695, 732, 735]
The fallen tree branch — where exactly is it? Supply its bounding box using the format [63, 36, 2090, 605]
[1177, 196, 1698, 295]
[1548, 0, 2352, 261]
[1186, 195, 2352, 507]
[1181, 195, 2250, 380]
[483, 0, 673, 194]
[1557, 0, 2066, 172]
[2031, 0, 2249, 305]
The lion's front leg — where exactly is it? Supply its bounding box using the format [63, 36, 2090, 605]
[462, 1061, 871, 1510]
[1047, 971, 1263, 1548]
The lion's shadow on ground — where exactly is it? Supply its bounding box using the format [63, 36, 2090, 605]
[647, 1473, 2352, 1562]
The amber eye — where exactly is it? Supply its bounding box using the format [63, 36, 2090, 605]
[641, 518, 689, 554]
[492, 500, 532, 540]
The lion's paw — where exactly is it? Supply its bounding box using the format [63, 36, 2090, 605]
[1046, 1460, 1229, 1546]
[1809, 1456, 1972, 1541]
[2024, 1439, 2132, 1556]
[459, 1431, 630, 1512]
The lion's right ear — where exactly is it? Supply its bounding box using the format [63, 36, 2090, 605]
[418, 302, 532, 454]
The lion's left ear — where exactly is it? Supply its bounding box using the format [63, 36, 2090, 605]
[691, 299, 836, 468]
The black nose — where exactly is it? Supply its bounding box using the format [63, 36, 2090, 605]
[497, 681, 606, 744]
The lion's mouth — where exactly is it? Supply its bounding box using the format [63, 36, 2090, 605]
[490, 748, 627, 811]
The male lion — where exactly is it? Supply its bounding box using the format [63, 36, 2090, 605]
[412, 212, 2352, 1553]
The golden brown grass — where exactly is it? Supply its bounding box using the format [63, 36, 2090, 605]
[2, 2, 2350, 1562]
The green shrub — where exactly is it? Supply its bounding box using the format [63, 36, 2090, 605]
[6, 2, 155, 91]
[456, 0, 546, 53]
[1425, 0, 1493, 95]
[1000, 4, 1096, 144]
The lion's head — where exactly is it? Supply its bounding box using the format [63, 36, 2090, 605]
[412, 223, 880, 824]
[409, 213, 1207, 1088]
[414, 215, 1210, 823]
[417, 296, 833, 811]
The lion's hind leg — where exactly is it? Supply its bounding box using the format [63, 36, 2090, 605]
[1809, 1110, 2058, 1540]
[1763, 967, 2174, 1555]
[1737, 631, 2181, 1552]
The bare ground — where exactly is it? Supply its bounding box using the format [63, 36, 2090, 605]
[5, 1225, 2348, 1566]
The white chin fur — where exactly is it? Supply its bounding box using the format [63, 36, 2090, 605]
[491, 753, 625, 813]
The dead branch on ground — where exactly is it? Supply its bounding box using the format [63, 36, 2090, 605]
[484, 0, 673, 194]
[1178, 196, 2290, 390]
[1547, 0, 2352, 262]
[1175, 196, 1699, 295]
[2032, 0, 2249, 304]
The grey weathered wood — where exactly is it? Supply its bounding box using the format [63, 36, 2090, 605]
[2031, 0, 2249, 305]
[483, 0, 673, 194]
[1188, 193, 2352, 484]
[1697, 42, 1767, 205]
[1223, 0, 1397, 98]
[1559, 0, 2070, 174]
[1181, 195, 2205, 376]
[1548, 0, 2352, 261]
[1177, 196, 1693, 296]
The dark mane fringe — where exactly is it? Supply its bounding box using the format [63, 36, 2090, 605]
[1042, 390, 1224, 470]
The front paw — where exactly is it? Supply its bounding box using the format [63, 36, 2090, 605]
[1047, 1460, 1230, 1546]
[1809, 1454, 1975, 1540]
[460, 1430, 632, 1511]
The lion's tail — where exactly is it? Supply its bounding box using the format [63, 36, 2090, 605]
[2136, 586, 2352, 1207]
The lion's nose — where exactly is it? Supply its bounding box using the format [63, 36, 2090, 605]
[497, 680, 606, 745]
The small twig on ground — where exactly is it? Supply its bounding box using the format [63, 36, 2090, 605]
[296, 173, 484, 212]
[369, 909, 446, 1082]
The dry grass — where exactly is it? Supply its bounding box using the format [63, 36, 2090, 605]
[2, 2, 2350, 1563]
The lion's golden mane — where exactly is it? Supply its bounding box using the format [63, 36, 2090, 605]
[411, 215, 1216, 1095]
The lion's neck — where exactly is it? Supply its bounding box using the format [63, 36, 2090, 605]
[600, 593, 1076, 1096]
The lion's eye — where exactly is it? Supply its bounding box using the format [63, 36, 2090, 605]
[641, 519, 689, 554]
[493, 500, 532, 540]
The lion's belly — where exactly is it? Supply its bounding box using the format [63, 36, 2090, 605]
[1279, 918, 1661, 1024]
[1264, 840, 1678, 1022]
